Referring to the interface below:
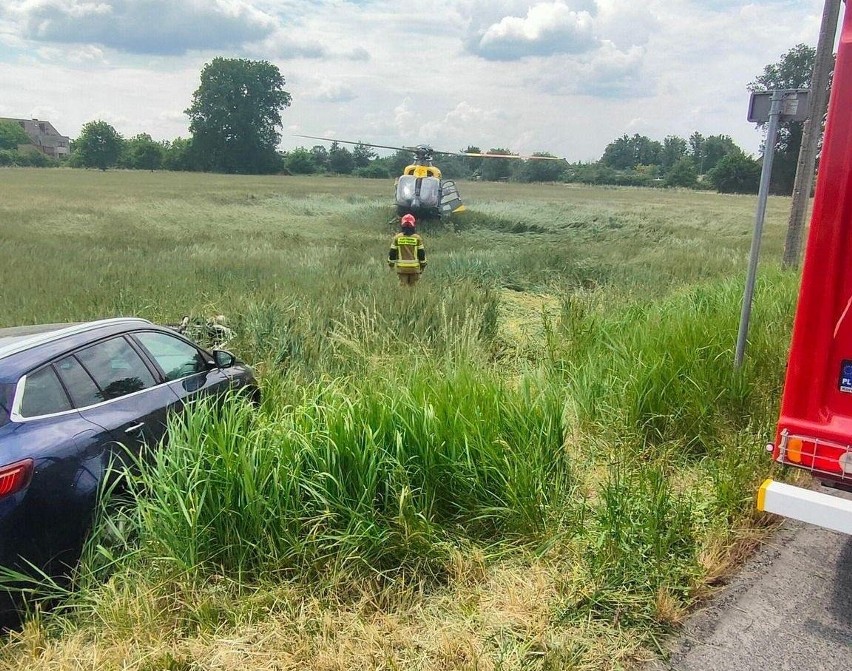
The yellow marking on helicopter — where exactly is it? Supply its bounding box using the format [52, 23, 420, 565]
[404, 165, 442, 179]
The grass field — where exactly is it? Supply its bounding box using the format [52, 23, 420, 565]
[0, 168, 800, 670]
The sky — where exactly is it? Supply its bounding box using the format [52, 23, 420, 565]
[0, 0, 839, 162]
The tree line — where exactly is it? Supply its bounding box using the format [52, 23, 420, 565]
[0, 44, 818, 197]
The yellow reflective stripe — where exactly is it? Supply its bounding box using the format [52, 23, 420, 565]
[396, 260, 420, 267]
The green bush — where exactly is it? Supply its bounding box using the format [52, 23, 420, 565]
[665, 157, 698, 188]
[709, 152, 761, 194]
[353, 164, 389, 179]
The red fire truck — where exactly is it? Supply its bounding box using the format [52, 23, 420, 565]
[758, 4, 852, 534]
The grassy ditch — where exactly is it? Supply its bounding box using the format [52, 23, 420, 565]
[0, 170, 798, 670]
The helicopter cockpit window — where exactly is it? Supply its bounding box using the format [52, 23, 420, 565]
[419, 177, 440, 208]
[396, 175, 417, 206]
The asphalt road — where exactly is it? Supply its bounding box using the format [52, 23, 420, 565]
[646, 489, 852, 671]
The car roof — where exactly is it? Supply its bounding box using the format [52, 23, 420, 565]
[0, 318, 157, 379]
[0, 323, 80, 351]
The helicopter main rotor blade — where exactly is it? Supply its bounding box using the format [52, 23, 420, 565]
[452, 151, 564, 161]
[295, 135, 565, 161]
[293, 135, 410, 153]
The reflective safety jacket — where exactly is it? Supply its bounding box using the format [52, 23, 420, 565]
[388, 232, 426, 274]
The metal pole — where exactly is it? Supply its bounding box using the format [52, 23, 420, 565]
[735, 90, 784, 368]
[782, 0, 842, 269]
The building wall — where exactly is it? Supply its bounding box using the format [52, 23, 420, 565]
[1, 118, 70, 157]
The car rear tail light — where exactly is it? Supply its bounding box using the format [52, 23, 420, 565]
[0, 459, 33, 499]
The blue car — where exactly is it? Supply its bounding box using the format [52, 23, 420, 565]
[0, 318, 257, 618]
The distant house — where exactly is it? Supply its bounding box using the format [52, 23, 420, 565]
[1, 118, 70, 157]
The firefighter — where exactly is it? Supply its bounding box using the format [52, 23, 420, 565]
[388, 213, 426, 286]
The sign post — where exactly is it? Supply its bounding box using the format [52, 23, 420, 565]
[735, 89, 809, 369]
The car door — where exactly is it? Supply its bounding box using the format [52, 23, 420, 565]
[130, 330, 233, 408]
[69, 336, 179, 469]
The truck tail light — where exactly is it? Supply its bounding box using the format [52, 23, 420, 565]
[778, 431, 851, 477]
[0, 459, 33, 498]
[786, 436, 803, 463]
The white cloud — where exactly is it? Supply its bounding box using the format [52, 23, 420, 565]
[471, 2, 598, 60]
[594, 0, 658, 50]
[347, 46, 370, 62]
[29, 104, 61, 121]
[535, 41, 648, 97]
[418, 101, 507, 149]
[158, 109, 188, 124]
[392, 98, 418, 138]
[5, 0, 277, 55]
[36, 43, 105, 63]
[305, 79, 357, 103]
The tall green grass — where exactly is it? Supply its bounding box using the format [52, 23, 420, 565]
[554, 268, 797, 454]
[102, 365, 571, 583]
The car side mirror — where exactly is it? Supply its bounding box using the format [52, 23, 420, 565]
[212, 349, 236, 368]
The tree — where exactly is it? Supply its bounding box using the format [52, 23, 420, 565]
[309, 145, 329, 171]
[601, 134, 663, 170]
[374, 149, 414, 178]
[73, 120, 123, 170]
[0, 120, 31, 150]
[391, 149, 413, 175]
[352, 142, 376, 169]
[162, 137, 195, 171]
[749, 44, 818, 194]
[327, 141, 354, 174]
[284, 148, 316, 174]
[708, 152, 761, 194]
[353, 164, 389, 179]
[433, 154, 468, 179]
[601, 134, 634, 169]
[660, 135, 688, 173]
[701, 135, 740, 174]
[461, 145, 484, 178]
[124, 133, 163, 170]
[480, 148, 516, 181]
[689, 131, 705, 171]
[519, 153, 566, 182]
[186, 57, 291, 174]
[665, 157, 697, 188]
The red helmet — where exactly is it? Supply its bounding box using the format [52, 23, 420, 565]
[401, 214, 416, 228]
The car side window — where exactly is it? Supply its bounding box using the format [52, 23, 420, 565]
[55, 355, 102, 408]
[75, 337, 157, 402]
[19, 366, 72, 418]
[134, 331, 209, 382]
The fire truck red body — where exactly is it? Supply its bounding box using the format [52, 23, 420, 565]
[759, 5, 852, 534]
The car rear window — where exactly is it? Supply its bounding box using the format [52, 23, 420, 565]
[55, 355, 102, 408]
[75, 337, 157, 402]
[19, 367, 73, 418]
[0, 383, 13, 426]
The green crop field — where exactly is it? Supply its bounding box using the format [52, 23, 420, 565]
[0, 168, 800, 670]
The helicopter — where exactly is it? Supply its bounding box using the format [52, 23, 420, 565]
[294, 135, 562, 220]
